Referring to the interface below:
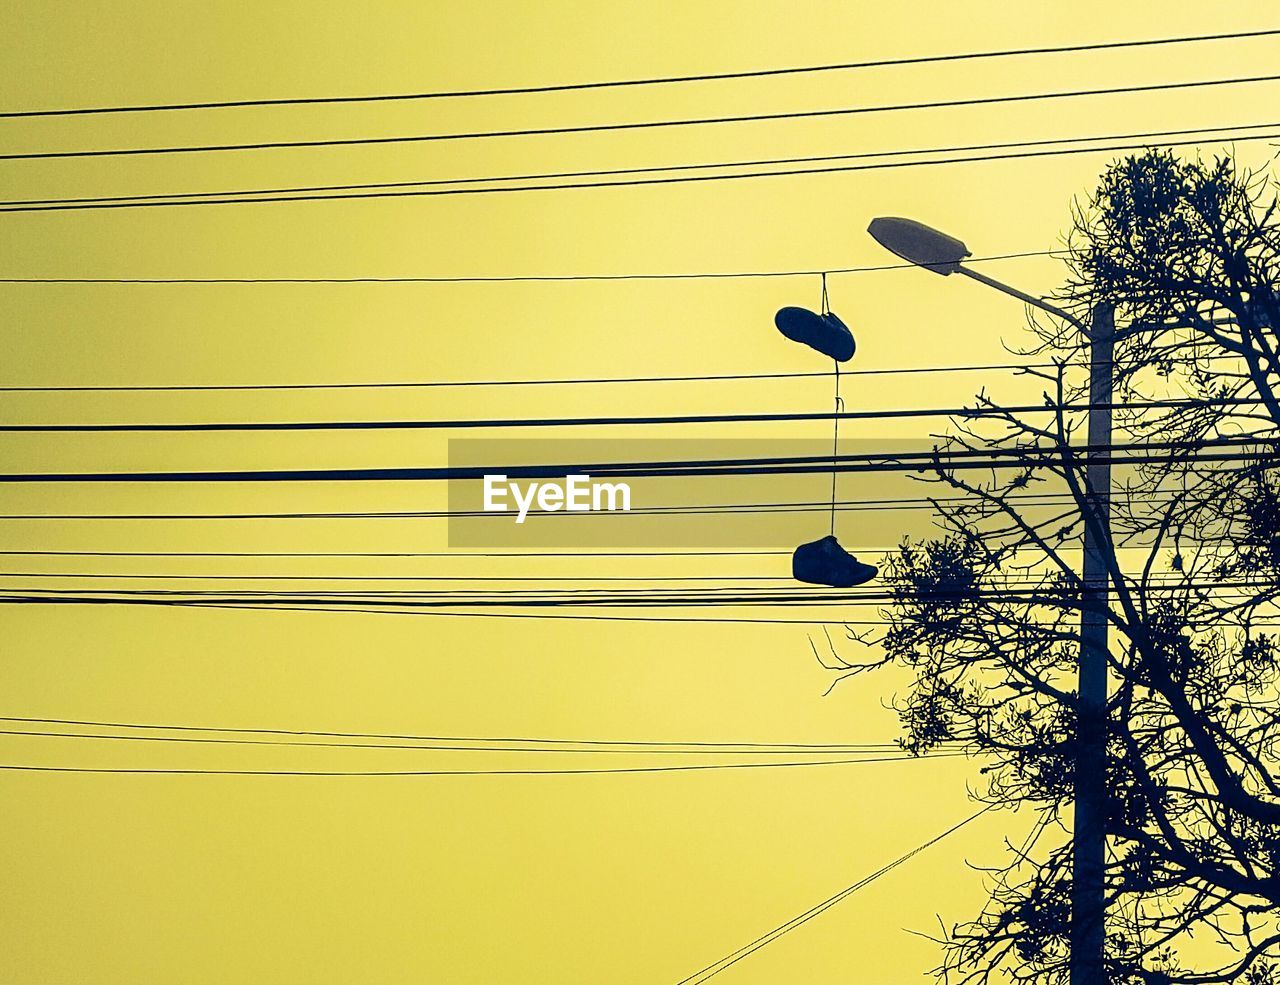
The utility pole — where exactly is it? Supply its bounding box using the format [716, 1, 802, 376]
[1071, 302, 1114, 985]
[866, 216, 1115, 982]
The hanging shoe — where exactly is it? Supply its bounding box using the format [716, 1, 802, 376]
[792, 535, 877, 587]
[775, 307, 856, 362]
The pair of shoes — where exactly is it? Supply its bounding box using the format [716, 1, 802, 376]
[792, 535, 877, 587]
[775, 307, 856, 362]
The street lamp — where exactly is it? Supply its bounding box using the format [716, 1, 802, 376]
[866, 216, 970, 275]
[868, 216, 1090, 331]
[869, 216, 1112, 985]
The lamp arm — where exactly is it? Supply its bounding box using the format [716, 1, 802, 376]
[956, 265, 1090, 334]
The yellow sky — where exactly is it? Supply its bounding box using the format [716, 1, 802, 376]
[2, 3, 1279, 982]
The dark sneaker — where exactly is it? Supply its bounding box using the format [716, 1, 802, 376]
[792, 535, 877, 587]
[775, 306, 856, 362]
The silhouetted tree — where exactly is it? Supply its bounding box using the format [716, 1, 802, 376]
[846, 150, 1280, 984]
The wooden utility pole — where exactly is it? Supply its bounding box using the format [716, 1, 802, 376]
[866, 218, 1117, 981]
[1070, 302, 1114, 985]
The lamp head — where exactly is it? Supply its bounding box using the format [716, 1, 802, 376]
[867, 217, 970, 275]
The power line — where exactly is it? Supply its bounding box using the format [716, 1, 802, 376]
[0, 250, 1057, 285]
[3, 129, 1261, 207]
[0, 590, 907, 607]
[0, 726, 921, 757]
[4, 568, 1264, 602]
[7, 597, 878, 625]
[0, 529, 1200, 553]
[4, 589, 860, 600]
[673, 805, 996, 985]
[0, 369, 884, 393]
[0, 755, 967, 777]
[0, 567, 1225, 587]
[0, 714, 909, 751]
[11, 581, 1269, 602]
[4, 595, 1255, 627]
[0, 495, 1112, 522]
[7, 28, 1276, 118]
[3, 397, 1259, 433]
[1, 451, 1270, 484]
[0, 563, 1252, 590]
[0, 350, 1239, 394]
[0, 494, 1084, 521]
[3, 581, 1265, 609]
[42, 591, 1262, 626]
[0, 549, 793, 557]
[4, 122, 1273, 211]
[15, 600, 883, 625]
[0, 496, 1126, 521]
[6, 130, 1280, 214]
[0, 589, 870, 605]
[1, 438, 1273, 483]
[5, 73, 1277, 162]
[0, 593, 1244, 619]
[0, 570, 1227, 593]
[0, 572, 798, 582]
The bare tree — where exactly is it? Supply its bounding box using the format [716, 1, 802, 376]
[847, 150, 1280, 984]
